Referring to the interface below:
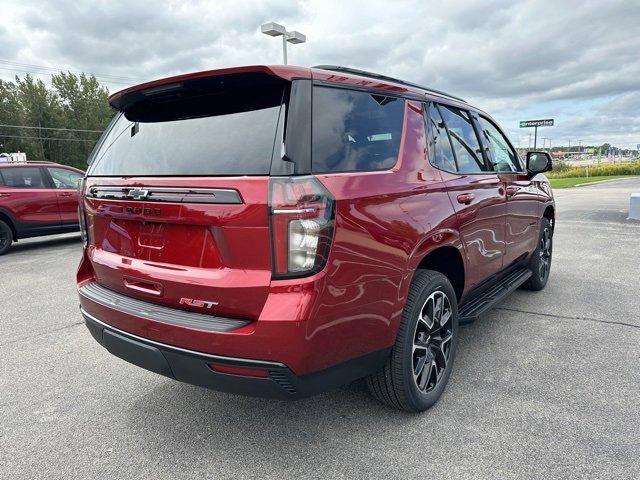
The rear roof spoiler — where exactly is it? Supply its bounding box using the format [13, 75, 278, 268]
[109, 65, 310, 112]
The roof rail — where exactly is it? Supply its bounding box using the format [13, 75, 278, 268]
[0, 154, 56, 165]
[312, 65, 467, 104]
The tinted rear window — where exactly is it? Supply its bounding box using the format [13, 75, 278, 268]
[88, 85, 284, 176]
[312, 86, 405, 173]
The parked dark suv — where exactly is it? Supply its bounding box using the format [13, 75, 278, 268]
[0, 161, 84, 255]
[77, 65, 554, 412]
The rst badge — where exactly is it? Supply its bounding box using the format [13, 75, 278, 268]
[179, 298, 219, 309]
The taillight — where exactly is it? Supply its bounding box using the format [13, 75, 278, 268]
[269, 176, 335, 278]
[77, 178, 89, 246]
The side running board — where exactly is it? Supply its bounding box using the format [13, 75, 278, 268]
[458, 267, 532, 325]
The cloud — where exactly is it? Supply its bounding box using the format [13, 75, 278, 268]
[1, 0, 639, 146]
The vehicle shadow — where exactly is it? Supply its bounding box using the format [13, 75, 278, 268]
[123, 320, 502, 477]
[126, 378, 415, 476]
[9, 234, 81, 254]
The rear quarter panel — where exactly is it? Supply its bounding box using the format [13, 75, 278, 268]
[307, 100, 459, 369]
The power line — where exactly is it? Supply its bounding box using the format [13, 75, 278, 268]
[0, 66, 133, 87]
[0, 134, 96, 143]
[0, 59, 140, 82]
[0, 124, 103, 133]
[0, 61, 147, 87]
[0, 59, 144, 82]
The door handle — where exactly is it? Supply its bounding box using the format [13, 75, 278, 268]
[59, 192, 73, 197]
[457, 193, 475, 205]
[0, 193, 10, 198]
[506, 186, 518, 197]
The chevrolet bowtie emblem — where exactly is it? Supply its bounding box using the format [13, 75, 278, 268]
[127, 188, 149, 200]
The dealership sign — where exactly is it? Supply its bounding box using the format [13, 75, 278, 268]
[519, 119, 554, 128]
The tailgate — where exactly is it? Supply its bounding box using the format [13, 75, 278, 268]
[84, 176, 271, 320]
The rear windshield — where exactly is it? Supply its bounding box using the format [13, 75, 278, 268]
[88, 85, 284, 176]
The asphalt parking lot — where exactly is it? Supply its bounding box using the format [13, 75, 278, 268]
[1, 178, 639, 479]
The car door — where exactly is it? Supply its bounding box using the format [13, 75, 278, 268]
[427, 103, 506, 289]
[46, 167, 84, 226]
[476, 116, 539, 267]
[0, 166, 61, 235]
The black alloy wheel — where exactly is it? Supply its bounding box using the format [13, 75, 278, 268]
[412, 290, 453, 393]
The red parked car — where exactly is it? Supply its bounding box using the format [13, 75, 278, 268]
[0, 161, 84, 255]
[77, 65, 555, 412]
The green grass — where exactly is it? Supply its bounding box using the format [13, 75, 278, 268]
[549, 175, 638, 188]
[548, 162, 640, 178]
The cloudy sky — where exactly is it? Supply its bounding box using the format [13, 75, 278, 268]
[1, 0, 639, 148]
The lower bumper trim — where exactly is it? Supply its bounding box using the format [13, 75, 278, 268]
[82, 308, 390, 400]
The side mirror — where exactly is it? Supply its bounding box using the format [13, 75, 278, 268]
[526, 151, 552, 176]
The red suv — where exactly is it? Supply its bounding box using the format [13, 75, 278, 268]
[0, 161, 84, 255]
[77, 65, 554, 412]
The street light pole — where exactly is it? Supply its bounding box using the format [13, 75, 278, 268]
[282, 34, 287, 64]
[261, 22, 306, 65]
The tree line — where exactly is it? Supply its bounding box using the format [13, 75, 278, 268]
[0, 73, 114, 169]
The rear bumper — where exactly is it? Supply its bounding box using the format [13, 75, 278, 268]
[82, 308, 389, 400]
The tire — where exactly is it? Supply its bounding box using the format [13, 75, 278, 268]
[522, 217, 553, 291]
[367, 270, 459, 412]
[0, 220, 13, 256]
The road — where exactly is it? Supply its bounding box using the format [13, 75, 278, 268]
[1, 179, 639, 479]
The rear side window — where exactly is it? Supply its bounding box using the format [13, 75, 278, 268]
[1, 167, 47, 188]
[48, 167, 84, 189]
[426, 103, 456, 172]
[88, 85, 284, 176]
[438, 105, 487, 173]
[312, 86, 405, 173]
